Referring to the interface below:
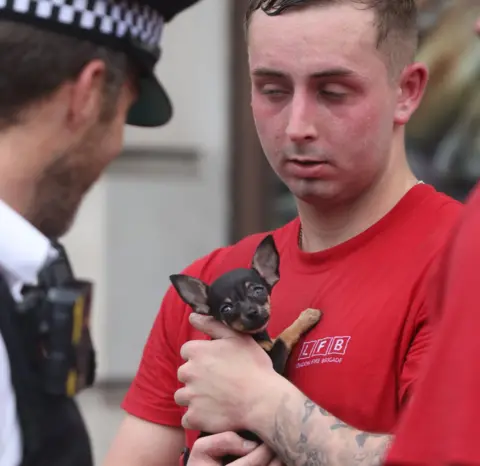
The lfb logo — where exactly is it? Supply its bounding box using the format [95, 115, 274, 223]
[296, 336, 351, 368]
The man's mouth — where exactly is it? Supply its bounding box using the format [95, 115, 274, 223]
[288, 157, 329, 166]
[285, 157, 333, 178]
[293, 160, 325, 166]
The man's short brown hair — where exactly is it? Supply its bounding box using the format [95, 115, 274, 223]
[244, 0, 419, 77]
[0, 20, 129, 129]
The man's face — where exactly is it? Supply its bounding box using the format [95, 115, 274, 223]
[248, 3, 407, 206]
[30, 73, 137, 238]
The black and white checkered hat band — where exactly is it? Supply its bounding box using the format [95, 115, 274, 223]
[0, 0, 164, 54]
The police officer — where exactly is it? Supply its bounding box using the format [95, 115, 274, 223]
[0, 0, 202, 464]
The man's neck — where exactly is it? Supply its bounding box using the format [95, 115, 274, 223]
[0, 124, 53, 218]
[297, 161, 419, 253]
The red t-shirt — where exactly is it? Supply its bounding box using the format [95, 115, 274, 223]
[385, 182, 480, 465]
[122, 184, 462, 456]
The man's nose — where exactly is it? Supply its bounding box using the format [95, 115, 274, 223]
[285, 93, 318, 143]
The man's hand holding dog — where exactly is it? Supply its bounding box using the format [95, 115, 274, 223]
[186, 432, 282, 466]
[176, 313, 393, 466]
[174, 313, 280, 434]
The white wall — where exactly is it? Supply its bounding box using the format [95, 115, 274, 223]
[63, 0, 231, 381]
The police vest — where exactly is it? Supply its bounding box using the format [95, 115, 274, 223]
[0, 275, 93, 466]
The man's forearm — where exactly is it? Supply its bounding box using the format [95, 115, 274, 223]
[271, 394, 391, 465]
[247, 379, 392, 466]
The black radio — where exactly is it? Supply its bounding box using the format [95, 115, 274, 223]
[17, 242, 96, 397]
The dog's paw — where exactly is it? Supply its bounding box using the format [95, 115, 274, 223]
[300, 308, 322, 326]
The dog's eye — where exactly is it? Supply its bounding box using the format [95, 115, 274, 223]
[252, 286, 266, 298]
[220, 303, 232, 314]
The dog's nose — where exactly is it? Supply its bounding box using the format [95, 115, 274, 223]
[246, 308, 260, 319]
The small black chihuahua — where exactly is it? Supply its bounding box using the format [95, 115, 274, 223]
[170, 234, 322, 465]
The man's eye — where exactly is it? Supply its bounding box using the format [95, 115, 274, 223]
[262, 88, 283, 94]
[260, 86, 289, 98]
[320, 87, 347, 100]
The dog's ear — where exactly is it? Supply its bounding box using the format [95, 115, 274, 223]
[169, 274, 210, 315]
[251, 234, 280, 287]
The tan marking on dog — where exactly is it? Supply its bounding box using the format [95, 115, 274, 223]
[231, 320, 247, 333]
[258, 339, 274, 351]
[276, 308, 322, 351]
[264, 296, 271, 315]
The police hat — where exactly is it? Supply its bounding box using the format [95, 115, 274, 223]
[0, 0, 202, 127]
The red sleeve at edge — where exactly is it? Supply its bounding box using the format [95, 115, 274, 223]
[397, 300, 431, 408]
[397, 204, 462, 408]
[386, 187, 480, 465]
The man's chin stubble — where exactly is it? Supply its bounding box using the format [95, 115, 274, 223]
[34, 204, 77, 238]
[28, 186, 83, 238]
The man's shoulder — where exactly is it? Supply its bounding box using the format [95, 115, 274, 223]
[179, 219, 297, 282]
[421, 185, 463, 216]
[416, 185, 464, 236]
[407, 188, 464, 301]
[449, 183, 480, 252]
[462, 182, 480, 218]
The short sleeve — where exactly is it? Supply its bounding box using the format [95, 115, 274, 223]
[397, 232, 457, 407]
[121, 285, 186, 426]
[397, 300, 431, 407]
[396, 252, 444, 409]
[121, 248, 228, 426]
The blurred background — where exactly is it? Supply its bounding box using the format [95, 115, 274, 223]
[69, 0, 480, 463]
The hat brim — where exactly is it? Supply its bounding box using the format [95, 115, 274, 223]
[127, 72, 172, 127]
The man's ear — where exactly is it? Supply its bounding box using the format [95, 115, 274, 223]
[68, 59, 107, 129]
[251, 235, 280, 287]
[394, 62, 429, 126]
[169, 274, 210, 315]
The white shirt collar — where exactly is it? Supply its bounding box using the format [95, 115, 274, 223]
[0, 200, 57, 300]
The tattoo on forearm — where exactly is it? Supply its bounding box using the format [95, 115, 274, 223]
[331, 418, 349, 430]
[269, 396, 392, 466]
[355, 432, 386, 448]
[318, 405, 330, 417]
[272, 398, 327, 466]
[302, 399, 316, 423]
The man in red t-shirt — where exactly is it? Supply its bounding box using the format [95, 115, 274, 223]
[383, 184, 480, 466]
[383, 17, 480, 466]
[104, 2, 463, 465]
